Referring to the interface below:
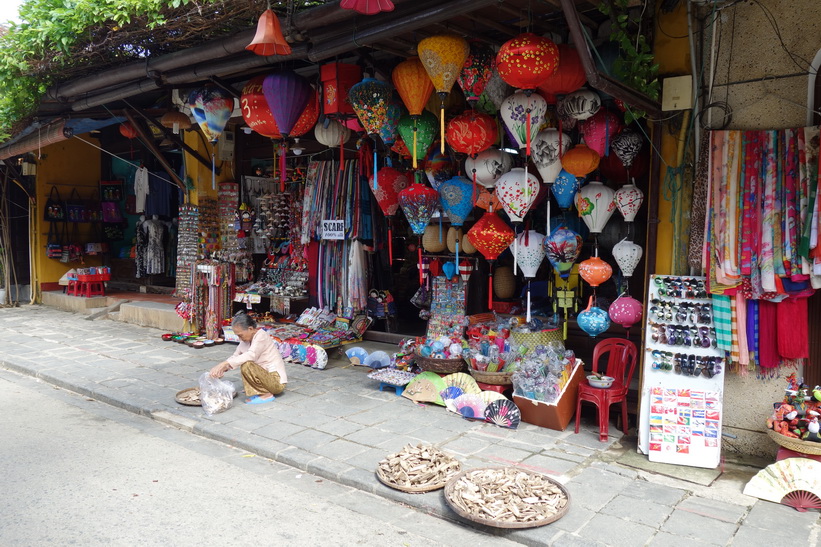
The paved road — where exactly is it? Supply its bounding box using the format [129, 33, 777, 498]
[0, 370, 513, 546]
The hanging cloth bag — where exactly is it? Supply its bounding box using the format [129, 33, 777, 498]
[65, 188, 87, 223]
[44, 186, 66, 222]
[46, 221, 63, 259]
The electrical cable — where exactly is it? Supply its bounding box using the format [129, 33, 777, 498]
[750, 0, 815, 74]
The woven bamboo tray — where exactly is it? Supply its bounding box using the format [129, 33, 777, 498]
[443, 467, 570, 529]
[767, 429, 821, 455]
[468, 367, 514, 386]
[375, 466, 457, 494]
[414, 352, 465, 374]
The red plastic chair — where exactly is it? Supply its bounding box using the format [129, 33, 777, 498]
[574, 338, 638, 442]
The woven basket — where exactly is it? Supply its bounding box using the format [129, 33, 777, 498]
[493, 266, 516, 299]
[422, 224, 447, 253]
[468, 368, 514, 386]
[414, 352, 466, 374]
[375, 465, 460, 494]
[443, 467, 571, 529]
[767, 429, 821, 455]
[510, 328, 563, 352]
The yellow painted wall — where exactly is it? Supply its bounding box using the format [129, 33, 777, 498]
[34, 135, 103, 293]
[182, 130, 236, 204]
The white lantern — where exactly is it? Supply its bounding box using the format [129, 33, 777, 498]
[509, 230, 545, 279]
[614, 182, 645, 222]
[500, 90, 548, 150]
[314, 119, 351, 148]
[464, 147, 513, 189]
[576, 180, 616, 234]
[613, 238, 643, 278]
[531, 128, 570, 184]
[557, 89, 601, 121]
[495, 167, 541, 223]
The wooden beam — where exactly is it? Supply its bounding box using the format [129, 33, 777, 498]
[123, 110, 185, 191]
[463, 13, 519, 37]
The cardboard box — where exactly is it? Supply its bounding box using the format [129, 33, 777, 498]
[513, 361, 583, 431]
[320, 63, 362, 116]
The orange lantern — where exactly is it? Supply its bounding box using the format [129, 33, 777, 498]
[562, 143, 600, 178]
[119, 122, 138, 139]
[578, 255, 612, 287]
[475, 187, 501, 211]
[246, 9, 291, 56]
[392, 58, 434, 117]
[536, 44, 586, 103]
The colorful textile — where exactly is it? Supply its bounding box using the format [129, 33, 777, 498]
[776, 297, 809, 359]
[757, 300, 779, 368]
[712, 295, 733, 352]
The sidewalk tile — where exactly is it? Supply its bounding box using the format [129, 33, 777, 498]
[577, 514, 655, 547]
[661, 509, 739, 545]
[600, 494, 675, 528]
[677, 496, 749, 524]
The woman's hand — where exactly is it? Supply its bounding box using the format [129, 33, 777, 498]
[210, 362, 229, 378]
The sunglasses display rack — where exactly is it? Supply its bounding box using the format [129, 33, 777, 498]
[637, 275, 726, 469]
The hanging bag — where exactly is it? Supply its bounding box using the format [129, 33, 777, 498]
[44, 186, 66, 222]
[46, 221, 63, 259]
[65, 188, 87, 223]
[101, 201, 123, 223]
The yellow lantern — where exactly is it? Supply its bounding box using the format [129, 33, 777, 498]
[417, 35, 470, 153]
[562, 143, 600, 178]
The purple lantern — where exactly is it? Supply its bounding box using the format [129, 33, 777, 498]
[262, 70, 312, 138]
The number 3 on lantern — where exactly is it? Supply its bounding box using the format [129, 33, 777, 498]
[241, 98, 251, 120]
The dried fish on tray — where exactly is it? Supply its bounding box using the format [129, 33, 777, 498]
[175, 387, 201, 406]
[375, 443, 462, 493]
[444, 467, 570, 528]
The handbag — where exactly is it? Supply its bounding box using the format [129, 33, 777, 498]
[44, 186, 65, 222]
[65, 188, 87, 223]
[45, 221, 63, 259]
[101, 201, 123, 223]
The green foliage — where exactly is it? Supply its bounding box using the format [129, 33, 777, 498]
[598, 0, 660, 124]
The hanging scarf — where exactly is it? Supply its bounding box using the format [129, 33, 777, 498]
[734, 291, 749, 371]
[757, 299, 779, 368]
[712, 294, 733, 352]
[689, 138, 711, 272]
[777, 296, 809, 359]
[783, 129, 801, 278]
[759, 131, 778, 293]
[739, 131, 759, 275]
[746, 299, 759, 366]
[799, 126, 819, 259]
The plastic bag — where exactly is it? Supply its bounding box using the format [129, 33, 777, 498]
[198, 372, 236, 416]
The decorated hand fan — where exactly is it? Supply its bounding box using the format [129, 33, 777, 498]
[454, 393, 487, 419]
[345, 346, 369, 366]
[440, 386, 465, 413]
[443, 372, 481, 395]
[305, 345, 317, 367]
[402, 371, 447, 405]
[743, 459, 821, 511]
[291, 343, 308, 364]
[311, 345, 328, 370]
[484, 399, 521, 429]
[479, 391, 508, 405]
[364, 350, 391, 369]
[279, 342, 292, 360]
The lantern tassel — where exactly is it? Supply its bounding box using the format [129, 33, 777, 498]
[418, 240, 424, 286]
[388, 220, 393, 266]
[455, 237, 459, 271]
[211, 150, 216, 191]
[525, 109, 532, 157]
[526, 280, 532, 324]
[412, 120, 418, 169]
[373, 147, 378, 190]
[513, 234, 518, 275]
[488, 271, 494, 310]
[438, 211, 443, 243]
[440, 98, 446, 154]
[279, 142, 286, 192]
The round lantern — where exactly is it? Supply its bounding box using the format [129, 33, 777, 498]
[562, 143, 600, 178]
[379, 95, 405, 147]
[613, 238, 643, 278]
[532, 129, 571, 184]
[369, 166, 410, 218]
[576, 181, 616, 234]
[189, 86, 234, 143]
[160, 110, 192, 135]
[438, 176, 476, 227]
[458, 41, 496, 104]
[467, 210, 516, 309]
[536, 44, 586, 103]
[314, 119, 351, 148]
[348, 78, 392, 138]
[241, 77, 281, 138]
[465, 147, 513, 189]
[445, 111, 498, 158]
[580, 109, 623, 157]
[446, 226, 460, 253]
[119, 122, 138, 139]
[608, 294, 643, 330]
[557, 89, 601, 121]
[392, 57, 434, 116]
[614, 182, 644, 223]
[290, 88, 320, 137]
[500, 90, 548, 151]
[461, 233, 477, 254]
[262, 71, 312, 138]
[496, 33, 559, 91]
[552, 169, 581, 210]
[495, 167, 541, 223]
[578, 255, 613, 287]
[611, 129, 644, 169]
[577, 296, 611, 337]
[544, 225, 583, 278]
[423, 224, 447, 253]
[400, 181, 442, 285]
[424, 146, 456, 190]
[397, 111, 437, 168]
[493, 266, 516, 299]
[511, 229, 545, 322]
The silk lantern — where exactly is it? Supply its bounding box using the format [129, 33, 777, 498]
[578, 255, 612, 287]
[417, 35, 470, 153]
[576, 181, 616, 234]
[496, 33, 559, 92]
[371, 166, 410, 264]
[510, 230, 546, 322]
[608, 294, 643, 330]
[241, 76, 281, 138]
[445, 111, 498, 175]
[263, 71, 312, 190]
[467, 210, 515, 310]
[562, 143, 600, 179]
[392, 137, 412, 159]
[500, 90, 547, 154]
[495, 168, 540, 223]
[397, 111, 437, 170]
[465, 147, 512, 189]
[611, 129, 644, 169]
[439, 175, 477, 266]
[189, 86, 233, 143]
[614, 182, 644, 222]
[580, 109, 623, 157]
[557, 89, 601, 121]
[531, 128, 570, 184]
[379, 95, 404, 147]
[578, 296, 611, 337]
[392, 57, 434, 168]
[119, 122, 138, 139]
[544, 225, 582, 279]
[536, 44, 586, 103]
[599, 147, 649, 183]
[613, 238, 643, 278]
[475, 187, 502, 212]
[348, 78, 392, 138]
[458, 41, 496, 104]
[340, 0, 395, 15]
[459, 259, 473, 282]
[424, 146, 455, 190]
[552, 169, 580, 210]
[290, 88, 320, 137]
[481, 70, 512, 112]
[399, 181, 440, 284]
[314, 119, 351, 149]
[246, 8, 291, 56]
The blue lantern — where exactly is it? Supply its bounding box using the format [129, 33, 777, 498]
[552, 169, 580, 210]
[438, 176, 476, 227]
[577, 296, 611, 337]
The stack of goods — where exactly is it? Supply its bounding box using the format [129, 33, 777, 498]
[511, 345, 576, 404]
[464, 318, 515, 374]
[766, 373, 821, 443]
[197, 197, 220, 258]
[174, 204, 199, 297]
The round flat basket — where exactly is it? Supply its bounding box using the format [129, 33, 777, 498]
[375, 467, 454, 494]
[468, 368, 513, 386]
[414, 352, 465, 374]
[444, 467, 570, 529]
[767, 429, 821, 456]
[175, 387, 201, 406]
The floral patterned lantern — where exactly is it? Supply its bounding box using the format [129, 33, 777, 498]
[496, 33, 559, 91]
[562, 143, 600, 179]
[446, 111, 498, 165]
[241, 76, 281, 138]
[417, 35, 470, 153]
[399, 181, 441, 283]
[340, 0, 395, 15]
[370, 167, 409, 265]
[614, 182, 644, 223]
[392, 58, 434, 168]
[439, 175, 477, 266]
[544, 225, 583, 279]
[500, 90, 547, 154]
[578, 255, 612, 287]
[580, 109, 623, 157]
[576, 180, 616, 234]
[510, 230, 546, 322]
[465, 147, 513, 189]
[531, 128, 571, 184]
[557, 89, 601, 121]
[480, 70, 512, 112]
[348, 78, 392, 138]
[475, 187, 502, 211]
[577, 296, 611, 337]
[378, 95, 405, 147]
[536, 44, 586, 103]
[552, 169, 580, 210]
[391, 137, 412, 159]
[467, 210, 515, 310]
[613, 238, 643, 278]
[397, 111, 437, 169]
[608, 294, 643, 330]
[458, 41, 496, 104]
[495, 167, 541, 223]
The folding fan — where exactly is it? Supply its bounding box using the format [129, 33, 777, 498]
[440, 386, 465, 413]
[305, 345, 317, 367]
[311, 346, 328, 370]
[291, 343, 308, 364]
[443, 372, 481, 395]
[743, 459, 821, 511]
[480, 390, 508, 405]
[484, 399, 521, 429]
[402, 372, 447, 406]
[454, 393, 487, 419]
[364, 350, 391, 369]
[279, 342, 292, 360]
[345, 346, 369, 366]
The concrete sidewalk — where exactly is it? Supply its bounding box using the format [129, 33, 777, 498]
[1, 304, 818, 545]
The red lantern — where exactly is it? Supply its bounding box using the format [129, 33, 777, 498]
[458, 41, 496, 104]
[340, 0, 395, 15]
[599, 147, 650, 184]
[467, 211, 515, 309]
[392, 138, 412, 159]
[370, 167, 410, 264]
[399, 181, 441, 284]
[580, 109, 624, 157]
[290, 88, 320, 137]
[562, 143, 600, 178]
[496, 33, 560, 92]
[536, 44, 586, 103]
[445, 111, 498, 159]
[241, 76, 281, 139]
[119, 122, 138, 139]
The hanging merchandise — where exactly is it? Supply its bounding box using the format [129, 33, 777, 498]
[246, 7, 291, 56]
[379, 95, 405, 147]
[320, 62, 362, 116]
[495, 167, 540, 223]
[417, 35, 470, 153]
[467, 210, 515, 309]
[612, 238, 643, 278]
[544, 225, 583, 279]
[475, 187, 502, 212]
[461, 233, 476, 254]
[445, 110, 498, 160]
[496, 33, 559, 92]
[391, 138, 412, 159]
[290, 88, 320, 137]
[339, 0, 395, 15]
[599, 146, 650, 184]
[399, 180, 441, 284]
[348, 78, 392, 137]
[438, 175, 477, 266]
[457, 41, 496, 105]
[160, 109, 191, 135]
[552, 169, 581, 211]
[580, 109, 623, 158]
[536, 44, 586, 103]
[532, 129, 571, 185]
[500, 91, 547, 153]
[119, 122, 138, 139]
[611, 129, 644, 168]
[423, 224, 447, 253]
[510, 230, 546, 322]
[369, 166, 410, 264]
[479, 70, 512, 114]
[557, 89, 601, 121]
[576, 180, 616, 234]
[314, 119, 352, 149]
[397, 111, 437, 170]
[424, 146, 456, 190]
[263, 70, 313, 190]
[465, 147, 512, 189]
[562, 143, 600, 179]
[614, 181, 645, 223]
[392, 57, 435, 168]
[241, 76, 282, 138]
[608, 294, 643, 330]
[578, 255, 612, 287]
[189, 86, 234, 143]
[577, 296, 611, 337]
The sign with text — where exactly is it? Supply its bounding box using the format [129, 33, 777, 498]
[321, 219, 345, 240]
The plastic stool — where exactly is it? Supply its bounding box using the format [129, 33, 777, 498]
[66, 280, 81, 296]
[379, 382, 404, 396]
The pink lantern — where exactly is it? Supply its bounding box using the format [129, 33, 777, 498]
[580, 109, 623, 157]
[608, 294, 643, 329]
